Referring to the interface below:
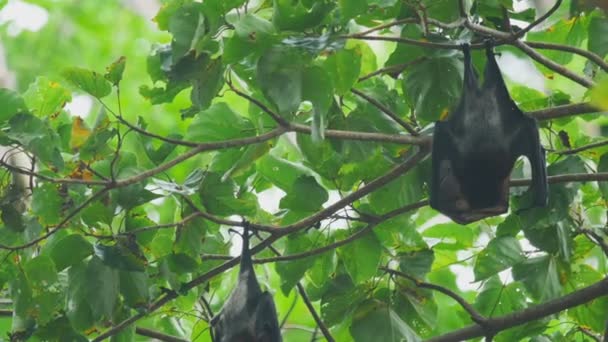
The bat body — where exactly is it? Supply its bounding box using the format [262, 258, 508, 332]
[430, 42, 548, 224]
[211, 229, 282, 342]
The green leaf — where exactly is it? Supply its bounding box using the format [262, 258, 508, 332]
[321, 274, 365, 325]
[275, 232, 318, 294]
[403, 52, 462, 122]
[8, 113, 64, 169]
[257, 46, 306, 115]
[0, 88, 27, 124]
[272, 0, 334, 31]
[566, 265, 608, 331]
[168, 2, 206, 58]
[142, 132, 182, 164]
[186, 102, 254, 142]
[190, 57, 224, 111]
[302, 65, 333, 140]
[199, 171, 257, 216]
[32, 183, 62, 225]
[398, 249, 434, 276]
[324, 48, 362, 95]
[67, 258, 119, 330]
[338, 231, 382, 284]
[474, 236, 525, 281]
[80, 200, 114, 227]
[338, 0, 367, 20]
[588, 15, 608, 58]
[119, 271, 149, 308]
[224, 13, 277, 63]
[104, 56, 126, 86]
[280, 175, 328, 212]
[84, 257, 120, 318]
[512, 255, 562, 301]
[166, 253, 200, 274]
[528, 18, 586, 65]
[49, 234, 94, 271]
[94, 242, 147, 272]
[24, 255, 58, 290]
[114, 167, 160, 210]
[350, 300, 421, 342]
[474, 276, 526, 316]
[590, 76, 608, 111]
[257, 155, 309, 192]
[1, 204, 24, 232]
[23, 76, 71, 117]
[62, 67, 112, 98]
[175, 216, 206, 257]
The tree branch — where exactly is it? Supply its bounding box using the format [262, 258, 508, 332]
[426, 277, 608, 342]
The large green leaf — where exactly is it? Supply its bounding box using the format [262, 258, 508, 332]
[62, 67, 112, 98]
[403, 52, 462, 122]
[22, 77, 71, 117]
[350, 300, 421, 342]
[0, 88, 27, 124]
[338, 230, 382, 284]
[474, 236, 525, 281]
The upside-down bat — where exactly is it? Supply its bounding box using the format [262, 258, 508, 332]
[210, 227, 282, 342]
[430, 41, 548, 224]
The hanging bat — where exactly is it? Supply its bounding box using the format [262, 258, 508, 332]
[430, 41, 548, 224]
[210, 226, 282, 342]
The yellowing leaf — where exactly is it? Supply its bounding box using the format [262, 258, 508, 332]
[70, 117, 92, 150]
[590, 77, 608, 110]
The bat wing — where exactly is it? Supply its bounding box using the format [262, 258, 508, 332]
[254, 291, 282, 342]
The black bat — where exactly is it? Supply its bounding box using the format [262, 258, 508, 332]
[210, 227, 282, 342]
[430, 41, 548, 224]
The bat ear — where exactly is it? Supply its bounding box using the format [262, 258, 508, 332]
[461, 43, 479, 91]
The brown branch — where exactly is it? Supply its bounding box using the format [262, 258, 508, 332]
[0, 158, 107, 186]
[578, 227, 608, 257]
[135, 327, 189, 342]
[529, 102, 601, 120]
[527, 41, 608, 72]
[510, 172, 608, 186]
[462, 20, 595, 88]
[556, 140, 608, 155]
[351, 88, 419, 135]
[290, 123, 427, 146]
[227, 79, 426, 146]
[114, 128, 286, 188]
[358, 57, 427, 82]
[504, 0, 563, 41]
[226, 78, 290, 127]
[426, 277, 608, 342]
[277, 149, 429, 235]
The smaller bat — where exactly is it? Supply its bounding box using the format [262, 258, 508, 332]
[211, 226, 282, 342]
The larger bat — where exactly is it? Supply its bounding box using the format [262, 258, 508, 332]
[210, 227, 282, 342]
[430, 42, 548, 224]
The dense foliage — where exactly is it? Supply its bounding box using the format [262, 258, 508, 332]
[0, 0, 606, 341]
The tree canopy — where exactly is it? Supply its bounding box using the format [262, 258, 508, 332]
[0, 0, 607, 341]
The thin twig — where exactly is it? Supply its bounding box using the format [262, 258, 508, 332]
[351, 88, 419, 135]
[556, 140, 608, 155]
[358, 57, 427, 82]
[503, 0, 563, 41]
[426, 277, 608, 342]
[381, 267, 486, 324]
[135, 327, 189, 342]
